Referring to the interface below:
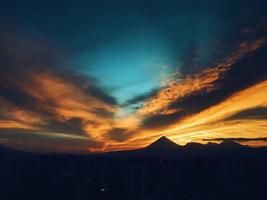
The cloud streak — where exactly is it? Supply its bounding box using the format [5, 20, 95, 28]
[203, 137, 267, 142]
[0, 24, 267, 153]
[108, 35, 267, 151]
[0, 32, 119, 152]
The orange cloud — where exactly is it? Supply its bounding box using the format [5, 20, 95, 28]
[126, 80, 267, 149]
[102, 38, 267, 151]
[0, 36, 266, 153]
[138, 38, 266, 117]
[0, 72, 118, 151]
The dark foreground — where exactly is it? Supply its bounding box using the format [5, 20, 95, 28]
[0, 138, 267, 200]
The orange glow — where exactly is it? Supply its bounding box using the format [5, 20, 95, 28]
[0, 37, 266, 153]
[102, 38, 267, 151]
[123, 80, 267, 149]
[138, 39, 265, 117]
[0, 73, 117, 144]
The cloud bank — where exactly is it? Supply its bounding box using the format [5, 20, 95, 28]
[0, 15, 267, 153]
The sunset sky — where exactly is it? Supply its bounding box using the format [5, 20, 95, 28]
[0, 0, 267, 153]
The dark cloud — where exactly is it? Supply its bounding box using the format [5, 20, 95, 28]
[106, 128, 135, 142]
[141, 42, 267, 129]
[42, 117, 86, 136]
[92, 108, 115, 119]
[89, 86, 117, 105]
[0, 0, 266, 152]
[0, 84, 43, 111]
[0, 128, 103, 153]
[53, 71, 118, 106]
[0, 33, 116, 99]
[142, 111, 183, 129]
[0, 28, 66, 73]
[226, 107, 267, 120]
[0, 32, 63, 118]
[0, 81, 58, 120]
[0, 28, 120, 153]
[203, 137, 267, 142]
[0, 25, 117, 106]
[121, 89, 158, 107]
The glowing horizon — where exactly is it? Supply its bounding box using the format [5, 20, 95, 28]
[0, 0, 267, 153]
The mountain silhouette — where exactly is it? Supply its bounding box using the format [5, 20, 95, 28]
[0, 137, 266, 200]
[140, 136, 182, 157]
[0, 136, 266, 160]
[0, 145, 37, 159]
[184, 142, 205, 149]
[145, 136, 181, 151]
[218, 140, 243, 148]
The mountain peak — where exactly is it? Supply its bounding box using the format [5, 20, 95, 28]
[146, 136, 181, 151]
[155, 136, 170, 143]
[219, 140, 242, 148]
[184, 142, 205, 148]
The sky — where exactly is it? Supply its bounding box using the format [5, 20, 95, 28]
[0, 0, 267, 153]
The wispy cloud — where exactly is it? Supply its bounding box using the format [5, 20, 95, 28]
[0, 25, 267, 153]
[203, 137, 267, 142]
[0, 33, 119, 152]
[108, 35, 267, 150]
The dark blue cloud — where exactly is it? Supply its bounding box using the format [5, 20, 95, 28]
[141, 42, 267, 129]
[2, 0, 266, 68]
[0, 0, 267, 151]
[226, 107, 267, 120]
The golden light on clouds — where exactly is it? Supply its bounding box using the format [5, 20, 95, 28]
[0, 36, 266, 153]
[138, 38, 266, 117]
[102, 38, 267, 151]
[0, 72, 117, 150]
[131, 80, 267, 149]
